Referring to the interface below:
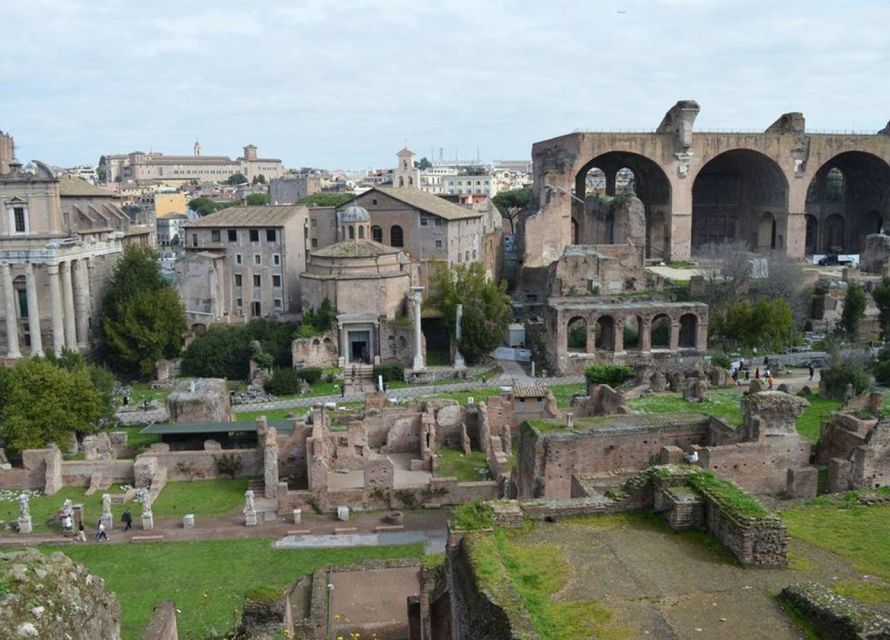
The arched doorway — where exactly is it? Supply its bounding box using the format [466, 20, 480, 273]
[566, 317, 588, 353]
[371, 225, 383, 242]
[571, 218, 579, 244]
[679, 314, 698, 349]
[650, 314, 671, 349]
[595, 316, 615, 351]
[692, 149, 788, 252]
[623, 315, 643, 351]
[573, 151, 672, 259]
[805, 152, 890, 253]
[804, 215, 818, 255]
[757, 212, 777, 251]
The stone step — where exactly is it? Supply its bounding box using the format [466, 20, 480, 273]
[334, 527, 358, 534]
[131, 535, 164, 543]
[287, 529, 311, 536]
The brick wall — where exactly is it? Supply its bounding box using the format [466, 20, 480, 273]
[699, 435, 812, 494]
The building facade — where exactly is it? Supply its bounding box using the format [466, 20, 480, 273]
[269, 174, 322, 205]
[179, 205, 309, 322]
[1, 161, 124, 360]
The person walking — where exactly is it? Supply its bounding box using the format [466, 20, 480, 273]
[809, 364, 815, 380]
[121, 508, 133, 533]
[767, 375, 774, 390]
[96, 520, 108, 542]
[755, 367, 760, 379]
[731, 368, 739, 386]
[744, 368, 750, 382]
[77, 521, 86, 543]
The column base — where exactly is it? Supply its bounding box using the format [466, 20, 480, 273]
[18, 517, 32, 534]
[142, 514, 154, 530]
[245, 511, 258, 527]
[412, 356, 425, 371]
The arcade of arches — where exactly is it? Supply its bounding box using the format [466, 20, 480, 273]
[548, 299, 709, 375]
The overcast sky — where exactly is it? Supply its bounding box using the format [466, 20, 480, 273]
[2, 0, 889, 170]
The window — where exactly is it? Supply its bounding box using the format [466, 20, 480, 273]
[435, 240, 442, 248]
[390, 225, 404, 247]
[465, 251, 470, 261]
[253, 275, 261, 287]
[266, 229, 276, 242]
[312, 238, 318, 248]
[236, 254, 242, 265]
[251, 301, 261, 316]
[236, 297, 243, 307]
[274, 298, 282, 309]
[372, 225, 382, 242]
[372, 198, 378, 206]
[434, 218, 442, 227]
[235, 274, 242, 287]
[420, 216, 429, 226]
[228, 229, 237, 242]
[13, 206, 27, 233]
[272, 275, 282, 288]
[192, 233, 198, 247]
[211, 230, 221, 242]
[348, 226, 355, 239]
[473, 249, 477, 260]
[254, 254, 261, 265]
[249, 229, 259, 242]
[273, 254, 281, 266]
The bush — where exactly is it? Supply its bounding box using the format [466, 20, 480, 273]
[584, 364, 635, 387]
[181, 319, 298, 380]
[213, 453, 242, 479]
[872, 347, 890, 385]
[710, 352, 731, 370]
[296, 367, 323, 384]
[373, 363, 405, 383]
[263, 368, 303, 396]
[821, 356, 871, 400]
[451, 500, 494, 531]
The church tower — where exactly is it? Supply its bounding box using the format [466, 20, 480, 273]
[395, 147, 419, 188]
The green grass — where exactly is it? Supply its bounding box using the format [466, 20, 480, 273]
[151, 478, 251, 519]
[127, 383, 170, 406]
[451, 500, 494, 531]
[436, 447, 489, 482]
[782, 503, 890, 581]
[44, 538, 424, 640]
[0, 486, 132, 533]
[628, 388, 744, 425]
[795, 394, 843, 442]
[833, 579, 890, 605]
[688, 470, 769, 518]
[548, 383, 586, 408]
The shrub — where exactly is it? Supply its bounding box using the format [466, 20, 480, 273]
[181, 319, 298, 380]
[584, 364, 635, 387]
[821, 356, 870, 400]
[710, 352, 731, 370]
[296, 367, 323, 384]
[873, 347, 890, 385]
[263, 368, 303, 396]
[373, 363, 405, 383]
[450, 500, 495, 531]
[213, 453, 242, 479]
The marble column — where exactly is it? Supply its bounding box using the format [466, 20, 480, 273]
[411, 286, 425, 371]
[24, 263, 43, 356]
[453, 303, 466, 369]
[47, 263, 65, 354]
[60, 261, 77, 350]
[73, 259, 90, 349]
[1, 263, 21, 358]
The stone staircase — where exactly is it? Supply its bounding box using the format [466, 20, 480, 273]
[343, 364, 376, 394]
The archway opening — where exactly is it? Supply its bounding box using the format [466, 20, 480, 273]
[757, 212, 777, 251]
[595, 316, 615, 351]
[805, 214, 818, 255]
[371, 225, 383, 242]
[623, 315, 642, 351]
[573, 151, 672, 259]
[805, 152, 890, 253]
[679, 314, 698, 349]
[651, 314, 670, 349]
[567, 317, 588, 353]
[692, 149, 788, 252]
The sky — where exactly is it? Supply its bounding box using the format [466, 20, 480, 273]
[2, 0, 889, 170]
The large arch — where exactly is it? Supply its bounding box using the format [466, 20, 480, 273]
[572, 151, 672, 260]
[804, 152, 890, 253]
[566, 316, 588, 353]
[692, 149, 789, 252]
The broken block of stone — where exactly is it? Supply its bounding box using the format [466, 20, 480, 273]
[182, 514, 195, 529]
[337, 506, 349, 521]
[786, 466, 818, 499]
[293, 508, 302, 524]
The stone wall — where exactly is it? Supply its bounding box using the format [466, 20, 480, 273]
[291, 333, 338, 368]
[701, 494, 787, 567]
[142, 601, 179, 640]
[140, 447, 262, 481]
[780, 582, 890, 640]
[698, 435, 813, 495]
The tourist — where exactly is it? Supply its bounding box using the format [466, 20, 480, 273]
[767, 376, 774, 390]
[77, 521, 86, 543]
[731, 369, 739, 385]
[744, 368, 750, 382]
[62, 513, 73, 534]
[809, 364, 815, 380]
[121, 508, 133, 532]
[755, 368, 760, 379]
[96, 520, 108, 542]
[764, 355, 770, 367]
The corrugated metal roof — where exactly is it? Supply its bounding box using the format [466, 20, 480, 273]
[139, 419, 293, 435]
[184, 205, 306, 228]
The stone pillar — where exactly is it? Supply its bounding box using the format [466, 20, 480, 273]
[338, 322, 347, 366]
[411, 286, 425, 370]
[60, 261, 78, 350]
[74, 259, 91, 349]
[640, 318, 652, 353]
[669, 321, 680, 351]
[613, 317, 625, 354]
[48, 263, 65, 354]
[24, 263, 43, 356]
[1, 262, 21, 358]
[604, 169, 617, 197]
[696, 320, 709, 351]
[453, 303, 466, 369]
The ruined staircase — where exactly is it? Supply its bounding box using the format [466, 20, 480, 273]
[343, 364, 376, 394]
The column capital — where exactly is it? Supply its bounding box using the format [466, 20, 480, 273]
[47, 262, 60, 275]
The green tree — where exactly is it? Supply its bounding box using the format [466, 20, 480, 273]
[188, 197, 239, 217]
[99, 246, 187, 378]
[710, 298, 797, 352]
[181, 319, 299, 379]
[227, 172, 248, 186]
[96, 155, 107, 182]
[873, 277, 890, 340]
[245, 193, 268, 205]
[491, 186, 532, 234]
[0, 358, 107, 453]
[842, 282, 867, 339]
[430, 262, 511, 364]
[297, 192, 355, 207]
[414, 157, 432, 170]
[251, 174, 266, 185]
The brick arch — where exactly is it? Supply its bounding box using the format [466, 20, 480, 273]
[566, 316, 588, 353]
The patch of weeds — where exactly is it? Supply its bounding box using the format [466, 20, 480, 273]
[688, 470, 769, 518]
[834, 580, 890, 606]
[450, 500, 494, 531]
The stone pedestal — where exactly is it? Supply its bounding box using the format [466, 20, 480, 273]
[245, 510, 258, 527]
[337, 506, 350, 521]
[182, 514, 195, 529]
[17, 516, 32, 534]
[142, 514, 154, 531]
[293, 508, 302, 524]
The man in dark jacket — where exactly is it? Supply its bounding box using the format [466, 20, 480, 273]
[121, 509, 133, 532]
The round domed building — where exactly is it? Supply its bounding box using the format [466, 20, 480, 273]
[299, 204, 420, 366]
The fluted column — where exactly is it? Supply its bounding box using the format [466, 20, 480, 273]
[24, 263, 43, 356]
[73, 259, 91, 349]
[411, 286, 425, 371]
[60, 261, 77, 350]
[48, 263, 65, 354]
[2, 263, 21, 358]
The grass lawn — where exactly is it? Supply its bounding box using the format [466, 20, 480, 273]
[628, 388, 744, 425]
[436, 447, 489, 482]
[549, 383, 586, 408]
[782, 498, 890, 601]
[795, 395, 843, 442]
[44, 538, 425, 640]
[151, 478, 251, 519]
[0, 486, 133, 533]
[126, 383, 171, 406]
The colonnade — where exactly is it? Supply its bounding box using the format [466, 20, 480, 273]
[1, 257, 92, 358]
